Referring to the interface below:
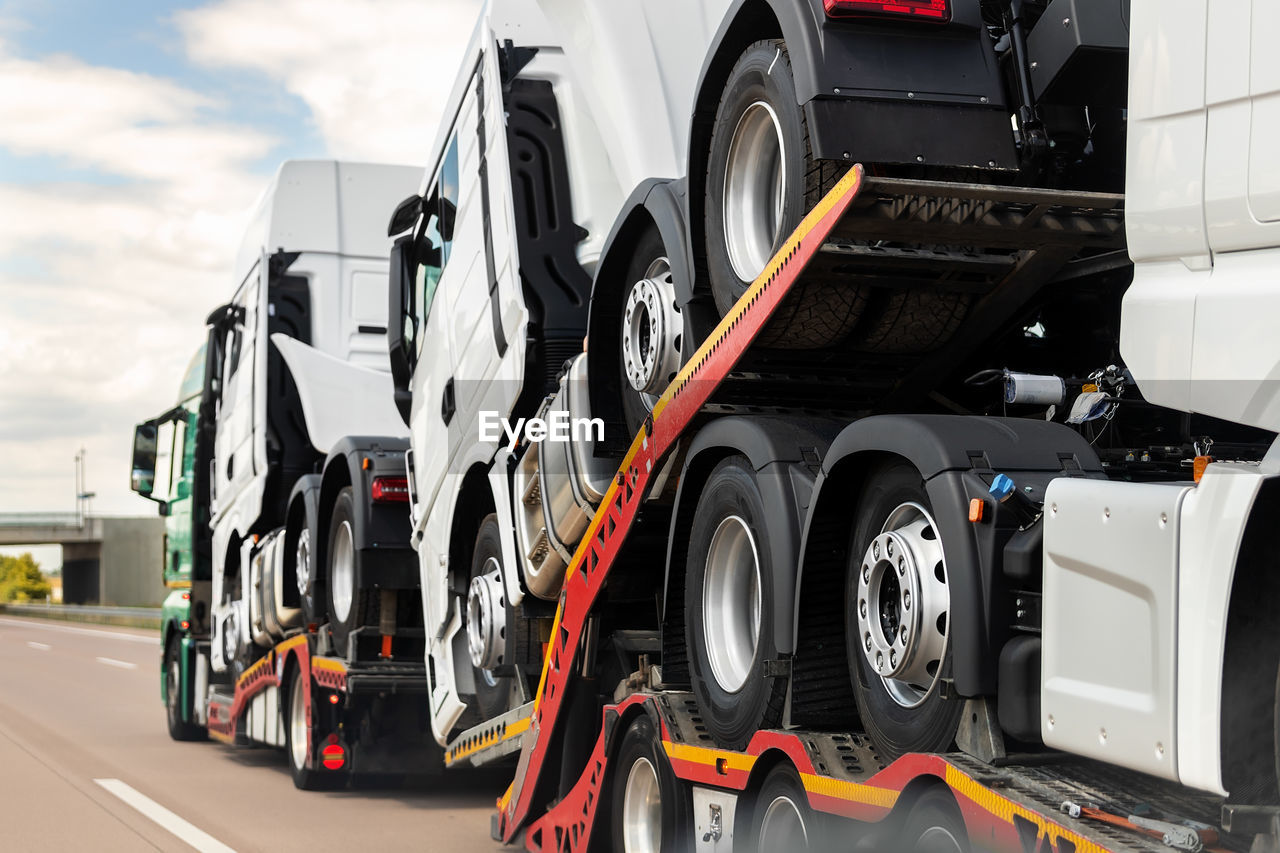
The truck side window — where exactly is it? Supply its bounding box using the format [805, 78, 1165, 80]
[412, 131, 460, 359]
[439, 134, 459, 266]
[415, 199, 444, 360]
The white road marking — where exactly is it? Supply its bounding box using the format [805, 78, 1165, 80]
[0, 617, 158, 645]
[96, 656, 138, 670]
[93, 779, 237, 853]
[26, 641, 51, 651]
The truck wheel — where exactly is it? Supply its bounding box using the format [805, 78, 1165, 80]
[326, 486, 367, 658]
[704, 39, 860, 349]
[464, 514, 515, 721]
[619, 228, 686, 436]
[744, 763, 829, 852]
[164, 639, 205, 741]
[898, 786, 970, 853]
[846, 463, 963, 760]
[286, 665, 327, 790]
[685, 456, 785, 749]
[609, 714, 691, 852]
[295, 525, 323, 628]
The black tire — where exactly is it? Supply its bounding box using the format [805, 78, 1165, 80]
[845, 462, 964, 760]
[285, 665, 333, 790]
[743, 763, 831, 853]
[704, 39, 861, 349]
[608, 715, 692, 853]
[618, 228, 689, 438]
[464, 514, 515, 721]
[896, 786, 971, 853]
[684, 456, 785, 749]
[164, 639, 206, 742]
[326, 486, 367, 659]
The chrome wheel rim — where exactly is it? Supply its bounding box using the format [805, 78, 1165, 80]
[622, 257, 683, 408]
[466, 556, 507, 672]
[723, 101, 787, 283]
[915, 825, 965, 853]
[622, 756, 662, 853]
[759, 794, 809, 849]
[855, 502, 950, 709]
[702, 515, 762, 694]
[295, 528, 311, 603]
[289, 671, 308, 771]
[331, 520, 355, 623]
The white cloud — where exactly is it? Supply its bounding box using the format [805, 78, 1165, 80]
[0, 42, 274, 515]
[176, 0, 481, 165]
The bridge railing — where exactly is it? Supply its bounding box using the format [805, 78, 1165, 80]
[0, 512, 84, 528]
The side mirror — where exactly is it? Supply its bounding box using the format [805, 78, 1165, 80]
[387, 235, 416, 427]
[131, 422, 159, 499]
[388, 193, 424, 237]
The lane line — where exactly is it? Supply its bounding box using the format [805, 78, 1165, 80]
[96, 657, 139, 671]
[94, 779, 237, 853]
[26, 641, 51, 651]
[0, 617, 158, 645]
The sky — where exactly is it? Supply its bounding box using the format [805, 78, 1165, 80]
[0, 0, 481, 561]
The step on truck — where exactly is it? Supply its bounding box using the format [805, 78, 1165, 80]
[133, 159, 440, 788]
[391, 0, 1280, 850]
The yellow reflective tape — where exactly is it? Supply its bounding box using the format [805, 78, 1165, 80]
[445, 715, 534, 767]
[165, 579, 192, 589]
[662, 741, 756, 773]
[800, 773, 899, 809]
[311, 657, 346, 675]
[944, 765, 1106, 853]
[276, 634, 308, 654]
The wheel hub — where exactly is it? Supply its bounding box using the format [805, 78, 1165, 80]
[855, 502, 950, 708]
[759, 795, 809, 848]
[622, 756, 663, 853]
[331, 520, 355, 623]
[466, 557, 507, 671]
[289, 671, 308, 771]
[622, 257, 682, 402]
[722, 100, 787, 283]
[701, 515, 762, 694]
[295, 528, 311, 602]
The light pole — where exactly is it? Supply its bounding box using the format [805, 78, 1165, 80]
[74, 447, 94, 525]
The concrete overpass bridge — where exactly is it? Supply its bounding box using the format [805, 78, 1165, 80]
[0, 513, 164, 606]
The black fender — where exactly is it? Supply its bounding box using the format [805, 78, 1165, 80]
[685, 0, 1012, 273]
[661, 416, 843, 682]
[585, 178, 705, 448]
[791, 415, 1104, 721]
[317, 436, 417, 591]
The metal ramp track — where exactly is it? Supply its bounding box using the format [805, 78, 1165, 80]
[492, 166, 1137, 851]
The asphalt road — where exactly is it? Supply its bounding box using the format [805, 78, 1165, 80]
[0, 616, 508, 852]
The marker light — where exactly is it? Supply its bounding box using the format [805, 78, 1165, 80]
[321, 737, 346, 770]
[371, 476, 410, 503]
[824, 0, 950, 22]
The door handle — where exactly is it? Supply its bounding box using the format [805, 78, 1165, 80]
[441, 378, 456, 426]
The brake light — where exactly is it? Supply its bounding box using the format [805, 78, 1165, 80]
[824, 0, 950, 22]
[371, 476, 410, 503]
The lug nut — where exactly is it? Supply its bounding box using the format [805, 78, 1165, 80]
[889, 650, 897, 668]
[873, 541, 880, 560]
[859, 600, 867, 618]
[875, 651, 883, 670]
[865, 633, 872, 652]
[887, 540, 894, 559]
[898, 557, 905, 576]
[903, 592, 912, 610]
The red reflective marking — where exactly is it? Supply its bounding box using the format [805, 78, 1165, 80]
[321, 742, 345, 770]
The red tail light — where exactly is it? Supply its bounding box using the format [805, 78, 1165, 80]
[824, 0, 950, 22]
[371, 476, 410, 503]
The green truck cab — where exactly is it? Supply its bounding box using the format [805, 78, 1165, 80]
[130, 345, 211, 741]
